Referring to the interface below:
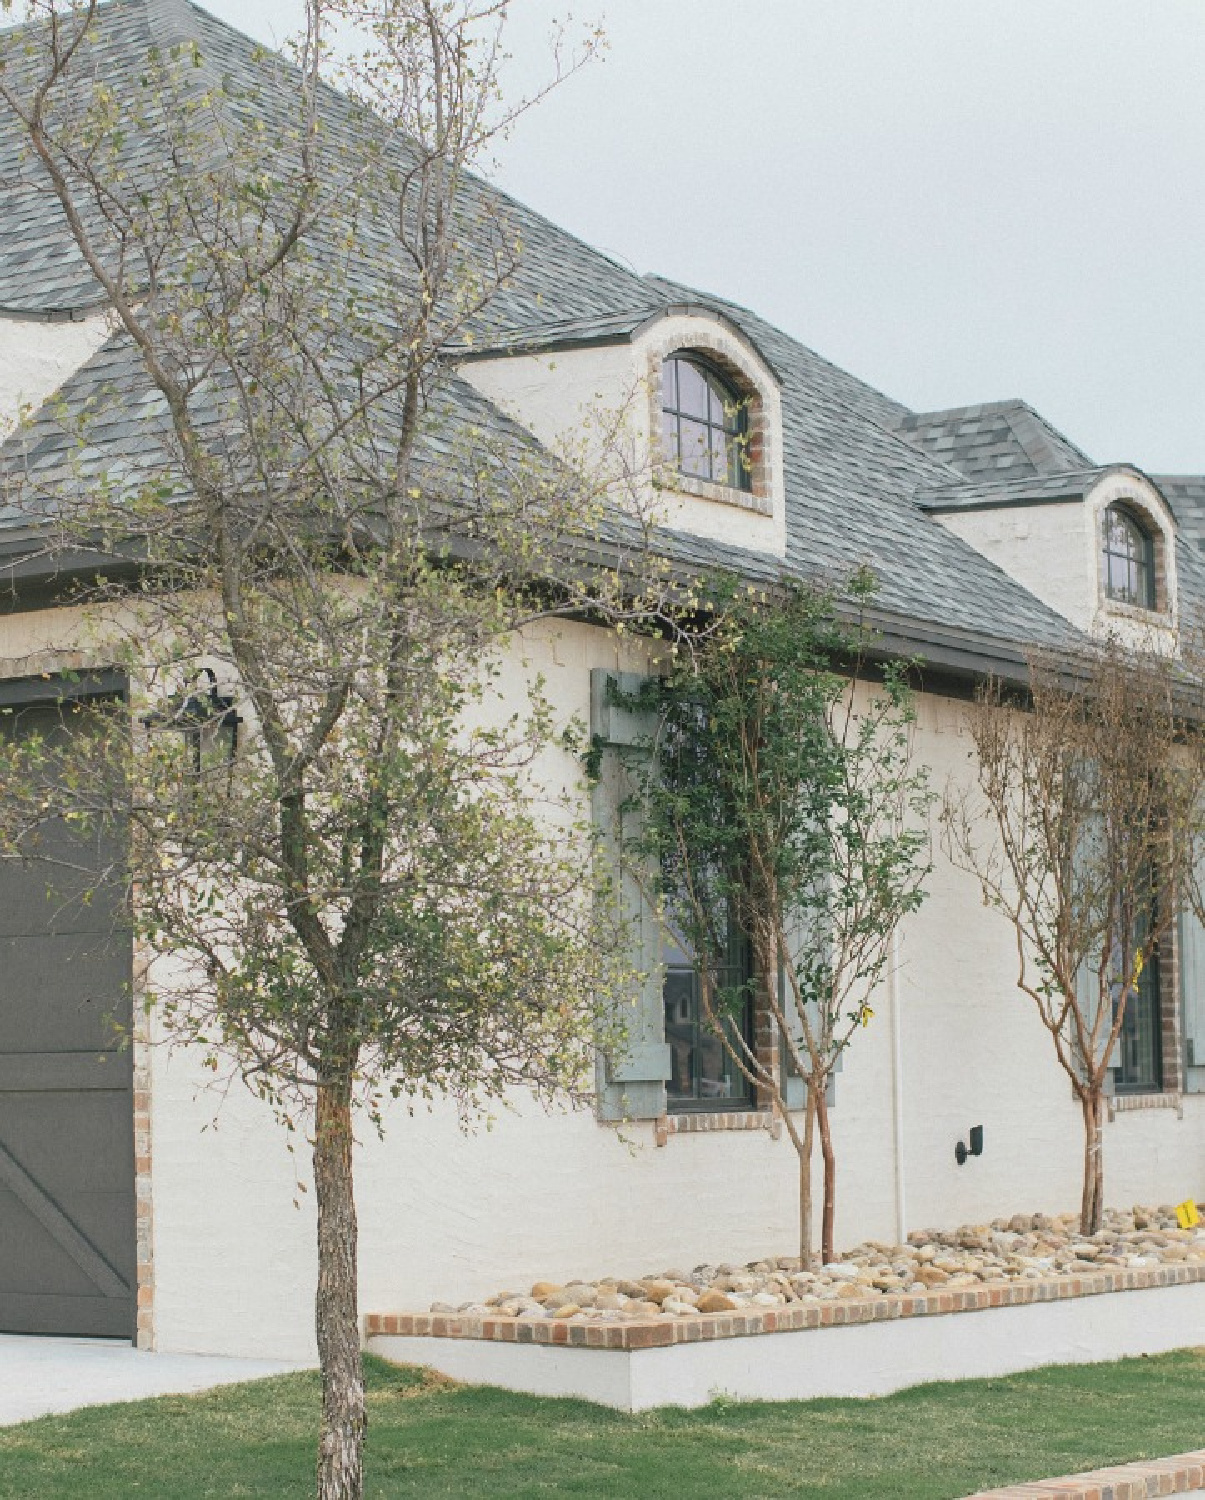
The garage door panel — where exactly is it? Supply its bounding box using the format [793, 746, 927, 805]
[0, 1290, 134, 1339]
[0, 860, 126, 940]
[0, 1093, 136, 1200]
[0, 687, 135, 1341]
[0, 1191, 106, 1299]
[0, 934, 132, 1051]
[0, 1051, 133, 1091]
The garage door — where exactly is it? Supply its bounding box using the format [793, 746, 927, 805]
[0, 691, 135, 1339]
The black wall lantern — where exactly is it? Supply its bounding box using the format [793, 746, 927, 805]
[955, 1125, 984, 1166]
[145, 668, 242, 778]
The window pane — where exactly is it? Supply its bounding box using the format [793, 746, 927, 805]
[679, 418, 712, 479]
[661, 358, 679, 413]
[1114, 960, 1162, 1092]
[664, 968, 696, 1104]
[697, 1024, 732, 1098]
[709, 424, 728, 483]
[676, 360, 710, 420]
[661, 910, 753, 1110]
[661, 409, 680, 466]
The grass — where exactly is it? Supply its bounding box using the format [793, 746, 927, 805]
[0, 1350, 1203, 1498]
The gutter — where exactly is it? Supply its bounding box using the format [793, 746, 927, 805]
[0, 302, 105, 324]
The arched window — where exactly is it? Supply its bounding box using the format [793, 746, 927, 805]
[1101, 505, 1156, 609]
[661, 355, 751, 491]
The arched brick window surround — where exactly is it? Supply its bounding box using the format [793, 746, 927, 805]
[642, 319, 780, 520]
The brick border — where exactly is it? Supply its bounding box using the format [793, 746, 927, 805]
[653, 1110, 783, 1146]
[365, 1262, 1204, 1352]
[132, 940, 156, 1350]
[962, 1447, 1205, 1498]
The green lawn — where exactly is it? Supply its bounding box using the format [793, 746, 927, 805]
[0, 1350, 1202, 1498]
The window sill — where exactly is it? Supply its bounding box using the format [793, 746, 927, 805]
[1098, 596, 1172, 628]
[658, 472, 773, 518]
[654, 1110, 782, 1146]
[1109, 1091, 1182, 1118]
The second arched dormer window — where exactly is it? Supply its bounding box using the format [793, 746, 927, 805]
[661, 355, 751, 492]
[1101, 505, 1156, 609]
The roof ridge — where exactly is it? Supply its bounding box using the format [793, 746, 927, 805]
[645, 272, 913, 417]
[644, 275, 969, 488]
[1003, 398, 1095, 470]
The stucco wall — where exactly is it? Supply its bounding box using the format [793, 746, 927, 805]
[118, 630, 1205, 1360]
[938, 503, 1097, 631]
[0, 313, 111, 434]
[1, 601, 1200, 1360]
[460, 311, 787, 556]
[935, 472, 1178, 649]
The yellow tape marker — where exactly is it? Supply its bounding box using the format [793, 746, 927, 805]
[1175, 1199, 1201, 1229]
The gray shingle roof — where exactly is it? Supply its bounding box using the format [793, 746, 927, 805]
[894, 399, 1095, 482]
[1156, 475, 1205, 553]
[917, 468, 1129, 513]
[2, 0, 1193, 672]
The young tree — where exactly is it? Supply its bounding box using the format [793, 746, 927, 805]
[0, 4, 671, 1495]
[618, 575, 932, 1266]
[942, 639, 1205, 1235]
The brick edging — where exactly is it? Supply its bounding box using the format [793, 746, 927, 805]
[365, 1262, 1204, 1352]
[961, 1446, 1205, 1497]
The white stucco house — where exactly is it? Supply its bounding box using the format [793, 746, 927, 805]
[1, 0, 1203, 1363]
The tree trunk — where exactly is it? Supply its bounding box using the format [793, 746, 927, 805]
[314, 1075, 365, 1500]
[816, 1082, 836, 1264]
[798, 1085, 817, 1267]
[1079, 1088, 1105, 1236]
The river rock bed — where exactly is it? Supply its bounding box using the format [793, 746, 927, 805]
[428, 1204, 1205, 1322]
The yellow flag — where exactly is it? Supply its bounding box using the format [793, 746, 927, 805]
[1175, 1199, 1201, 1229]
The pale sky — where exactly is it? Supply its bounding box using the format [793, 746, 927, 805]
[201, 0, 1205, 474]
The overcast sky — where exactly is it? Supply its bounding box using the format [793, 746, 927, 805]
[202, 0, 1205, 474]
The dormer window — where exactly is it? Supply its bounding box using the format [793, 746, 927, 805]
[660, 355, 751, 492]
[1102, 504, 1156, 610]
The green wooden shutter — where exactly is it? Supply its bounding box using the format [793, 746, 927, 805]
[1071, 809, 1114, 1089]
[1178, 879, 1205, 1094]
[780, 911, 839, 1113]
[590, 669, 671, 1121]
[1073, 954, 1114, 1090]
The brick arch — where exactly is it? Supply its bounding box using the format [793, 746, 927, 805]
[639, 318, 781, 519]
[1091, 481, 1176, 619]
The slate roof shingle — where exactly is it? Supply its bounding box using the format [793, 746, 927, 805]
[2, 0, 1204, 674]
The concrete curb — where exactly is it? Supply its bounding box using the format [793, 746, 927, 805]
[962, 1448, 1205, 1498]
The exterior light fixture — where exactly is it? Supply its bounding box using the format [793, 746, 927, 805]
[954, 1125, 984, 1166]
[145, 667, 242, 778]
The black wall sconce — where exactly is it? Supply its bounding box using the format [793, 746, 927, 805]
[955, 1125, 983, 1166]
[145, 668, 242, 776]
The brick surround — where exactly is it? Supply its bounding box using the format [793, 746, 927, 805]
[364, 1262, 1204, 1352]
[963, 1448, 1205, 1498]
[653, 1110, 783, 1146]
[643, 320, 781, 521]
[132, 942, 156, 1350]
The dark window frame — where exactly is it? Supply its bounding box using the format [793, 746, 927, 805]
[663, 917, 756, 1112]
[660, 354, 752, 493]
[1101, 504, 1156, 610]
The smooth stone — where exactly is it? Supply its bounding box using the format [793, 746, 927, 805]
[696, 1290, 737, 1313]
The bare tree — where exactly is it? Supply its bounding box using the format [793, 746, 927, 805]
[943, 638, 1204, 1235]
[0, 4, 677, 1496]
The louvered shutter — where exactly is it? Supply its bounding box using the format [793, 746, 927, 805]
[1071, 809, 1114, 1089]
[1178, 869, 1205, 1093]
[590, 669, 671, 1121]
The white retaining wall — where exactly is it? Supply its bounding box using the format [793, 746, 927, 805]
[369, 1281, 1205, 1412]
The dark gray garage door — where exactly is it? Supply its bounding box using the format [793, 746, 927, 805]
[0, 692, 135, 1339]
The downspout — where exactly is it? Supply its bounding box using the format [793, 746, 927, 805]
[889, 924, 907, 1245]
